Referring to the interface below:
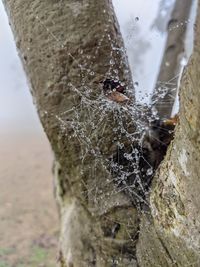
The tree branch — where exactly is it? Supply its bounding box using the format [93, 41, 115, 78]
[152, 0, 193, 118]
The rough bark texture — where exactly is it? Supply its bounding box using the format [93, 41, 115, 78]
[3, 0, 139, 266]
[3, 0, 200, 266]
[152, 0, 193, 118]
[137, 2, 200, 266]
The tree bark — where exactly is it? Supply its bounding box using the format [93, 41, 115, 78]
[2, 0, 140, 266]
[137, 2, 200, 266]
[3, 0, 200, 266]
[152, 0, 193, 118]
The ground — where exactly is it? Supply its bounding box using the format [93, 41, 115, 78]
[0, 130, 59, 267]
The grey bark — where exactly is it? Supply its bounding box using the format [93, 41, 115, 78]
[3, 0, 200, 266]
[2, 0, 139, 266]
[137, 1, 200, 266]
[152, 0, 193, 118]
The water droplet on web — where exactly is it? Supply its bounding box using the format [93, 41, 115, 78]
[180, 57, 187, 66]
[134, 81, 139, 86]
[147, 168, 153, 176]
[110, 59, 115, 65]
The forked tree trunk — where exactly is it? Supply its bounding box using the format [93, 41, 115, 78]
[3, 0, 200, 266]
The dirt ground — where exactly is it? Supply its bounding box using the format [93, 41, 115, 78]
[0, 131, 59, 267]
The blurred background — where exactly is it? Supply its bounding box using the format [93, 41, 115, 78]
[0, 0, 196, 266]
[0, 1, 58, 266]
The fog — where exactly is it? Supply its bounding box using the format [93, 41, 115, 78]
[0, 0, 41, 133]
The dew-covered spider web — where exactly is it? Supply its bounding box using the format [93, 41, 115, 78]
[35, 0, 197, 212]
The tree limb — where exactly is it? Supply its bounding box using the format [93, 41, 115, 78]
[152, 0, 193, 118]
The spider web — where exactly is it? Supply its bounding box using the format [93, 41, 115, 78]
[33, 1, 195, 264]
[35, 0, 194, 209]
[27, 3, 195, 266]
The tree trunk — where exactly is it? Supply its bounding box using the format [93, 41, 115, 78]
[2, 0, 140, 266]
[3, 0, 200, 266]
[137, 2, 200, 266]
[152, 0, 193, 118]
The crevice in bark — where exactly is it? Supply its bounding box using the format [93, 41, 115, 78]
[156, 232, 179, 267]
[104, 111, 177, 265]
[110, 113, 177, 209]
